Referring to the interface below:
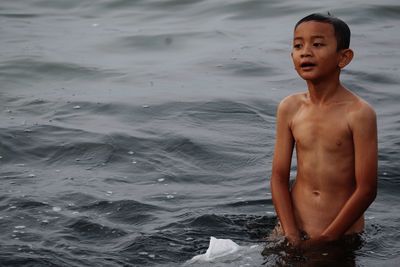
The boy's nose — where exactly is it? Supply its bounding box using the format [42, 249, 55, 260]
[301, 45, 312, 57]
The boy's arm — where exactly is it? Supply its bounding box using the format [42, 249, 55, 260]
[270, 98, 300, 245]
[319, 103, 378, 241]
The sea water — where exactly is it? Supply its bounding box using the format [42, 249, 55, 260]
[1, 0, 399, 266]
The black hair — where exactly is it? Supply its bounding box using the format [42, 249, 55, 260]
[294, 13, 351, 51]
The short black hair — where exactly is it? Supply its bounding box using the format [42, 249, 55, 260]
[294, 13, 351, 51]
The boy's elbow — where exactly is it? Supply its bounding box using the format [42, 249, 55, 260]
[358, 184, 377, 204]
[367, 179, 378, 201]
[369, 186, 377, 202]
[270, 172, 290, 189]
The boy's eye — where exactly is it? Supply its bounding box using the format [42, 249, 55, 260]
[313, 43, 324, 47]
[293, 44, 302, 49]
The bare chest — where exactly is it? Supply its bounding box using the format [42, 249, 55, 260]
[291, 106, 353, 152]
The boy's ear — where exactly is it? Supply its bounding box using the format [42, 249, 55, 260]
[338, 49, 354, 69]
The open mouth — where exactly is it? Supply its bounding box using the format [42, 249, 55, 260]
[300, 62, 316, 68]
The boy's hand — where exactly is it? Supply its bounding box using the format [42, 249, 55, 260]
[285, 232, 302, 247]
[299, 234, 337, 251]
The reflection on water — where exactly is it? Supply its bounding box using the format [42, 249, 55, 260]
[262, 234, 363, 266]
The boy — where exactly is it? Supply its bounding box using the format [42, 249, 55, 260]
[270, 13, 377, 248]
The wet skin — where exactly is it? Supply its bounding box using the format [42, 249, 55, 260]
[270, 21, 377, 248]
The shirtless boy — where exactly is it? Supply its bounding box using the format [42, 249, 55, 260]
[270, 13, 377, 248]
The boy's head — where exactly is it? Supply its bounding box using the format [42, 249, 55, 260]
[295, 13, 351, 51]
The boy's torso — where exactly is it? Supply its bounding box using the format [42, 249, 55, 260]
[288, 91, 364, 238]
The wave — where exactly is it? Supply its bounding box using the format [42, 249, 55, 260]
[0, 58, 123, 84]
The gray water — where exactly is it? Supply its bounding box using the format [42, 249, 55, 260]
[1, 0, 399, 266]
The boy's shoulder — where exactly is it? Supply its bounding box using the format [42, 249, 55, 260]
[277, 92, 306, 114]
[341, 89, 376, 116]
[346, 94, 376, 125]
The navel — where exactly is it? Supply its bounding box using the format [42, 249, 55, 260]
[312, 191, 320, 197]
[336, 140, 342, 146]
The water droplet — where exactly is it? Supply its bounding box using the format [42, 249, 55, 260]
[128, 151, 134, 155]
[52, 207, 61, 212]
[73, 105, 81, 109]
[157, 178, 165, 182]
[15, 225, 26, 229]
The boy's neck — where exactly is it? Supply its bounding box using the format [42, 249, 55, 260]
[305, 75, 343, 105]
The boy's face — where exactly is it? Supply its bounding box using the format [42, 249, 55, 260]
[291, 21, 348, 82]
